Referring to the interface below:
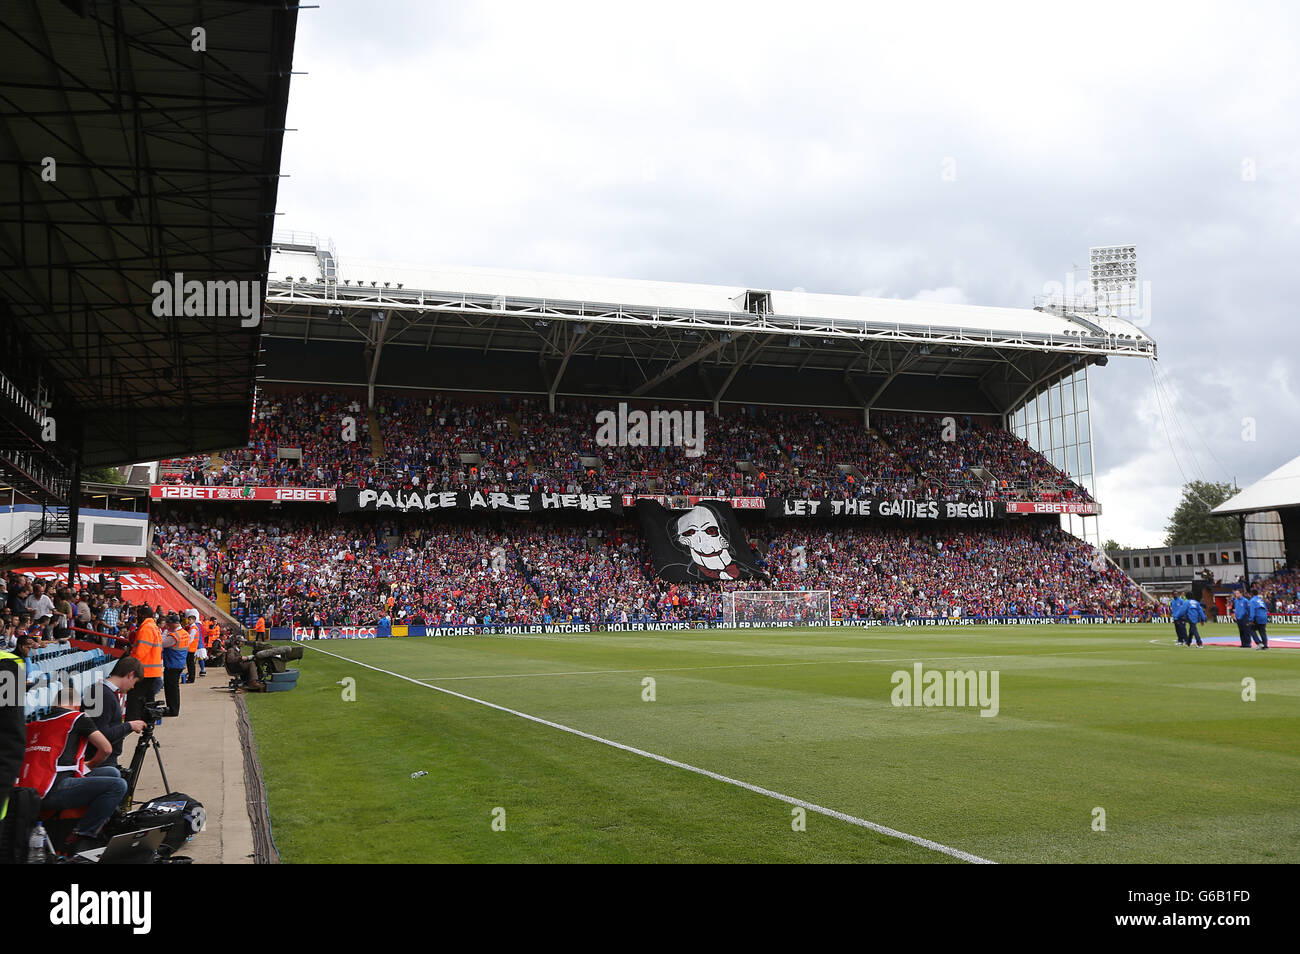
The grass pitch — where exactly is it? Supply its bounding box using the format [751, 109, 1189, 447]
[245, 623, 1300, 863]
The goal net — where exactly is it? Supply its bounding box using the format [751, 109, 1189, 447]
[724, 590, 831, 628]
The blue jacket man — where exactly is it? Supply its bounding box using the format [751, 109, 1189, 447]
[1170, 595, 1189, 645]
[1249, 593, 1269, 649]
[1232, 589, 1253, 648]
[1185, 596, 1205, 646]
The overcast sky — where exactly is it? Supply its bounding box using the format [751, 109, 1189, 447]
[274, 1, 1300, 547]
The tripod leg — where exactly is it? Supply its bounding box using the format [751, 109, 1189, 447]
[153, 738, 171, 794]
[123, 733, 150, 810]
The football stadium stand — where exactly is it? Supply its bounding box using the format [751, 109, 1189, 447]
[127, 234, 1172, 634]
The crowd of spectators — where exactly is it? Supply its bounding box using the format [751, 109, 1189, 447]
[1254, 567, 1300, 615]
[152, 520, 223, 603]
[159, 388, 1095, 504]
[172, 392, 378, 488]
[153, 510, 1151, 628]
[875, 414, 1093, 503]
[2, 570, 150, 651]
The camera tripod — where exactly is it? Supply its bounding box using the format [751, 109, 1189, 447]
[123, 720, 171, 810]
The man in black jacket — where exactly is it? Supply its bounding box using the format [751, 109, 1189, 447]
[81, 656, 147, 770]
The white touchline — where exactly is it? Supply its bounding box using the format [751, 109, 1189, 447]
[301, 642, 996, 864]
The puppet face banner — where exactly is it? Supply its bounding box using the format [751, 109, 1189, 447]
[636, 499, 765, 583]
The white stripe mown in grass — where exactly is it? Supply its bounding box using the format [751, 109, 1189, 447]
[302, 642, 996, 864]
[405, 645, 1132, 683]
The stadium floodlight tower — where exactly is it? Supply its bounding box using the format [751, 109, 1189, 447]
[1090, 245, 1139, 319]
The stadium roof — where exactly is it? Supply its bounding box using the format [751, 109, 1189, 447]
[1212, 454, 1300, 516]
[262, 238, 1156, 416]
[0, 0, 298, 484]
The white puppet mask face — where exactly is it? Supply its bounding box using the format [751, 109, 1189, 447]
[676, 506, 732, 572]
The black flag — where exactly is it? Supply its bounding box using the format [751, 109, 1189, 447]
[636, 499, 766, 583]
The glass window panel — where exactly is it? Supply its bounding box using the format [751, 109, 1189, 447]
[1077, 410, 1088, 438]
[1051, 418, 1063, 449]
[1049, 386, 1061, 418]
[92, 523, 144, 546]
[1076, 375, 1089, 410]
[1062, 383, 1074, 414]
[1025, 402, 1037, 426]
[1064, 415, 1076, 446]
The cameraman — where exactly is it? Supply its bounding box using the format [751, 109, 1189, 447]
[224, 637, 265, 692]
[81, 656, 147, 770]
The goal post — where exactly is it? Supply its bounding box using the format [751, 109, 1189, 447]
[724, 590, 831, 628]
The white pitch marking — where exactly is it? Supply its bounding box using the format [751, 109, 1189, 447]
[302, 642, 996, 864]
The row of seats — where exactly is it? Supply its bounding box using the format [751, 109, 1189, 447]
[27, 643, 83, 662]
[27, 648, 108, 683]
[22, 646, 115, 720]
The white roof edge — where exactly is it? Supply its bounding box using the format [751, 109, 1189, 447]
[266, 246, 1156, 343]
[1211, 453, 1300, 515]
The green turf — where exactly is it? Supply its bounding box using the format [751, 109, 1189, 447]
[244, 623, 1300, 863]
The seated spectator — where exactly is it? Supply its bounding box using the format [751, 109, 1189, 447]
[20, 687, 126, 854]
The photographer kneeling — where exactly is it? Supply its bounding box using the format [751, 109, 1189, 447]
[21, 687, 126, 854]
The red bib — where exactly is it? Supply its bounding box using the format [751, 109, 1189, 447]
[20, 710, 88, 796]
